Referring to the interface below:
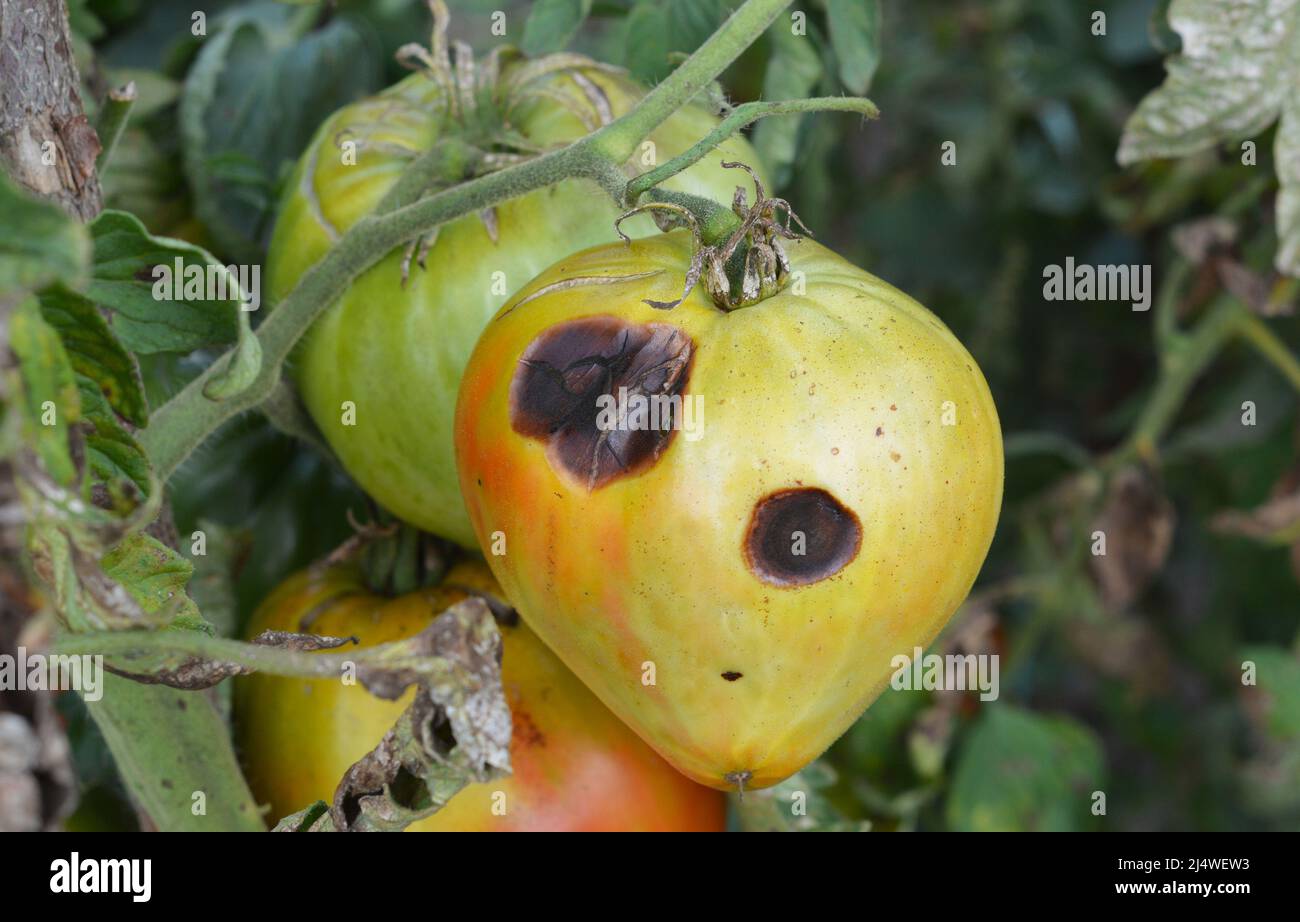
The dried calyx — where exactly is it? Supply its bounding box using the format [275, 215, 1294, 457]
[382, 0, 621, 281]
[616, 161, 812, 312]
[396, 0, 619, 159]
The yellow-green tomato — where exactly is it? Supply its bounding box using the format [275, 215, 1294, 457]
[234, 559, 727, 831]
[267, 64, 766, 548]
[455, 231, 1004, 790]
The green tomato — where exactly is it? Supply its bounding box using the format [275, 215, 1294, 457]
[268, 62, 766, 547]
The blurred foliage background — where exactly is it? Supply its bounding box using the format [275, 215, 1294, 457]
[52, 0, 1300, 831]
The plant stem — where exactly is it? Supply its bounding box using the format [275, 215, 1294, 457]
[94, 82, 136, 174]
[1235, 312, 1300, 393]
[141, 0, 797, 480]
[625, 97, 879, 204]
[1108, 296, 1245, 466]
[588, 0, 794, 165]
[58, 623, 465, 681]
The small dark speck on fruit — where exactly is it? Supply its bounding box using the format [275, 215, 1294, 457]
[721, 671, 743, 681]
[831, 447, 840, 455]
[890, 451, 901, 462]
[890, 403, 897, 411]
[875, 427, 883, 436]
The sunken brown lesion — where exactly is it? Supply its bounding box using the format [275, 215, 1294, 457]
[509, 315, 694, 490]
[744, 487, 862, 587]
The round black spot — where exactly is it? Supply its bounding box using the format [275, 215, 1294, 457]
[721, 671, 743, 681]
[744, 487, 861, 587]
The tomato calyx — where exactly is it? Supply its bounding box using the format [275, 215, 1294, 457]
[617, 161, 812, 312]
[320, 509, 520, 627]
[395, 0, 620, 165]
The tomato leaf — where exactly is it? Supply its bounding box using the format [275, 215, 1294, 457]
[624, 0, 732, 82]
[87, 210, 243, 354]
[947, 706, 1104, 832]
[735, 761, 872, 831]
[753, 20, 824, 189]
[179, 3, 383, 261]
[9, 297, 81, 486]
[1117, 0, 1300, 275]
[825, 0, 881, 94]
[101, 532, 212, 635]
[0, 174, 91, 297]
[522, 0, 593, 55]
[36, 285, 147, 427]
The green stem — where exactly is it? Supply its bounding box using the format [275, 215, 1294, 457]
[1235, 312, 1300, 393]
[140, 0, 796, 480]
[588, 0, 793, 165]
[59, 626, 447, 680]
[1108, 296, 1245, 466]
[94, 83, 137, 174]
[625, 97, 879, 204]
[1003, 431, 1093, 469]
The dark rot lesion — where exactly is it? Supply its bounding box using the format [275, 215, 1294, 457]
[744, 487, 862, 587]
[509, 315, 694, 490]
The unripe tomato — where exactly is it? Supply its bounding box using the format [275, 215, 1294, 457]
[233, 559, 726, 831]
[455, 231, 1003, 791]
[267, 63, 765, 548]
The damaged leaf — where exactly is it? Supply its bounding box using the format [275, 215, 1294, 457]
[1117, 0, 1300, 275]
[1088, 465, 1175, 611]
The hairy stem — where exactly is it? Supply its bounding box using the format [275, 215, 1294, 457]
[625, 97, 879, 204]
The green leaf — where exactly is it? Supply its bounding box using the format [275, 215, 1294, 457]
[0, 174, 91, 297]
[522, 0, 593, 55]
[1117, 0, 1300, 274]
[201, 308, 263, 400]
[9, 297, 81, 485]
[623, 0, 672, 82]
[947, 706, 1104, 832]
[37, 285, 148, 427]
[85, 678, 265, 831]
[825, 0, 881, 94]
[752, 21, 823, 188]
[87, 210, 243, 354]
[76, 381, 152, 497]
[101, 532, 213, 634]
[735, 762, 871, 832]
[179, 3, 383, 261]
[624, 0, 731, 82]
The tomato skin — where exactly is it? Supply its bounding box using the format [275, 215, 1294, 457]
[233, 559, 726, 832]
[267, 67, 766, 548]
[454, 232, 1004, 791]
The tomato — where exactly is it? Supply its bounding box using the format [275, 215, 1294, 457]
[233, 558, 726, 831]
[267, 61, 766, 548]
[454, 230, 1004, 791]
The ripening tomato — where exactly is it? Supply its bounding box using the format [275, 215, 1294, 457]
[454, 230, 1004, 791]
[267, 55, 766, 548]
[233, 558, 726, 831]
